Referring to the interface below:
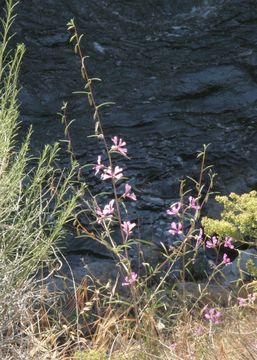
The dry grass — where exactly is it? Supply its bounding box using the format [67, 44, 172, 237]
[4, 277, 255, 360]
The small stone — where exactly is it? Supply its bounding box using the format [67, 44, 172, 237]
[218, 249, 257, 287]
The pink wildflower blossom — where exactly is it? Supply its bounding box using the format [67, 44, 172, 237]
[206, 236, 219, 248]
[248, 293, 256, 304]
[121, 221, 136, 237]
[237, 293, 256, 307]
[122, 272, 137, 286]
[224, 236, 234, 249]
[204, 308, 222, 324]
[223, 253, 232, 266]
[237, 297, 247, 307]
[93, 155, 104, 175]
[194, 228, 204, 247]
[122, 183, 137, 201]
[189, 196, 201, 210]
[193, 325, 205, 336]
[101, 166, 123, 181]
[167, 202, 181, 216]
[169, 222, 183, 236]
[95, 199, 115, 224]
[111, 136, 128, 157]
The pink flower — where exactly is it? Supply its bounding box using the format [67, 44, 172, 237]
[223, 253, 232, 266]
[204, 308, 222, 324]
[122, 183, 137, 201]
[193, 325, 205, 336]
[93, 155, 104, 175]
[189, 196, 201, 210]
[111, 136, 128, 157]
[238, 293, 256, 307]
[237, 297, 247, 307]
[206, 236, 219, 248]
[167, 202, 181, 216]
[224, 236, 234, 249]
[248, 293, 256, 304]
[169, 222, 183, 236]
[121, 221, 136, 237]
[101, 166, 123, 181]
[95, 199, 115, 224]
[194, 228, 204, 247]
[122, 272, 137, 286]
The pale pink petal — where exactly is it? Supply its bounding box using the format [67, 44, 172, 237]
[167, 202, 181, 215]
[224, 236, 234, 249]
[169, 222, 183, 235]
[111, 136, 128, 157]
[122, 272, 138, 286]
[189, 196, 201, 210]
[122, 183, 137, 201]
[223, 253, 232, 266]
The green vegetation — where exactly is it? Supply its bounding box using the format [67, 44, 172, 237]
[202, 191, 257, 245]
[0, 1, 81, 357]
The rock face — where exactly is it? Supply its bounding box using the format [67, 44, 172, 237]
[218, 249, 257, 286]
[2, 0, 257, 255]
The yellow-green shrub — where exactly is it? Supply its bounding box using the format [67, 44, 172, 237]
[202, 191, 257, 244]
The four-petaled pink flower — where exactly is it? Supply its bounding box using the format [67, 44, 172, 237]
[223, 253, 232, 266]
[206, 236, 219, 248]
[122, 272, 137, 286]
[224, 236, 234, 249]
[121, 221, 136, 237]
[189, 196, 201, 210]
[167, 202, 181, 216]
[169, 222, 183, 236]
[111, 136, 128, 157]
[95, 199, 115, 224]
[122, 183, 137, 201]
[101, 166, 123, 181]
[94, 155, 104, 175]
[204, 308, 222, 324]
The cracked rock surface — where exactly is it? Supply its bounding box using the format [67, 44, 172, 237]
[2, 0, 257, 258]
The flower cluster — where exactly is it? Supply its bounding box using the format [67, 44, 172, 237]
[205, 235, 235, 266]
[166, 196, 201, 239]
[93, 136, 137, 226]
[93, 136, 138, 287]
[205, 235, 234, 251]
[238, 293, 256, 307]
[204, 307, 222, 324]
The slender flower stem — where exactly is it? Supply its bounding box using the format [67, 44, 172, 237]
[70, 24, 127, 248]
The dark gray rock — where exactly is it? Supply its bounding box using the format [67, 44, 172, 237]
[3, 0, 257, 255]
[218, 248, 257, 286]
[40, 254, 123, 292]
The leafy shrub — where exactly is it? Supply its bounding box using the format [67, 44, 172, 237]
[0, 1, 80, 357]
[0, 0, 80, 287]
[202, 191, 257, 245]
